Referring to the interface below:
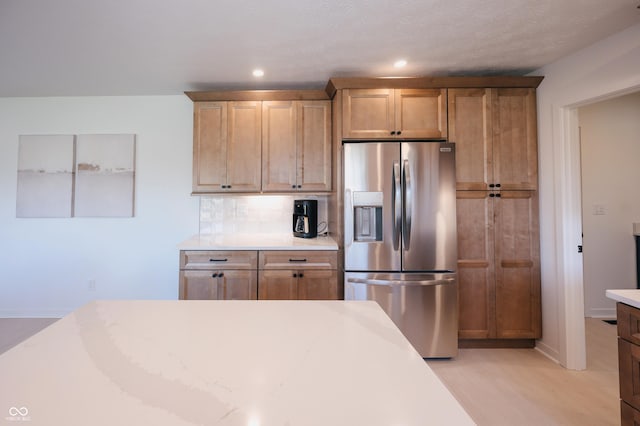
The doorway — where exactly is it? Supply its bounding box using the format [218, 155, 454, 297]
[578, 91, 640, 320]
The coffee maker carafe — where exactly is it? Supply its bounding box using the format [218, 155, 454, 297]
[293, 200, 317, 238]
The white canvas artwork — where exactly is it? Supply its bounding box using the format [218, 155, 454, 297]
[15, 134, 136, 218]
[16, 135, 75, 217]
[74, 134, 136, 217]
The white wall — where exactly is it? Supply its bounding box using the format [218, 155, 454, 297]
[579, 92, 640, 318]
[534, 22, 640, 368]
[0, 96, 199, 317]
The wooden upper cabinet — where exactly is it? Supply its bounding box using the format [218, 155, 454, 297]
[262, 100, 331, 192]
[226, 102, 262, 191]
[192, 101, 262, 193]
[193, 102, 228, 192]
[342, 88, 447, 140]
[296, 101, 332, 191]
[492, 88, 538, 190]
[448, 88, 538, 191]
[262, 101, 296, 191]
[448, 89, 493, 191]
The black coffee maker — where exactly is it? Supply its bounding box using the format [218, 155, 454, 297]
[293, 199, 317, 238]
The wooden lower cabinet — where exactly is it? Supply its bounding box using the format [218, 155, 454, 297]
[456, 190, 541, 344]
[180, 270, 258, 300]
[617, 302, 640, 425]
[179, 249, 338, 301]
[258, 270, 338, 300]
[258, 250, 338, 300]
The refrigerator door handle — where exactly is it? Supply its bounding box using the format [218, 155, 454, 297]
[402, 159, 412, 250]
[346, 277, 455, 287]
[392, 161, 401, 251]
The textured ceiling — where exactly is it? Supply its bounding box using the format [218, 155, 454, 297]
[0, 0, 638, 96]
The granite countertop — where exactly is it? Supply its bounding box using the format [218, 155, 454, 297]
[0, 300, 474, 425]
[606, 289, 640, 309]
[178, 233, 339, 251]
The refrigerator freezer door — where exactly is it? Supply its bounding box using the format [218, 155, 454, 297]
[401, 142, 457, 272]
[344, 142, 401, 271]
[345, 272, 458, 358]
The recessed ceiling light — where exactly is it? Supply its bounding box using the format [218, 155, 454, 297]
[252, 69, 264, 77]
[393, 60, 407, 68]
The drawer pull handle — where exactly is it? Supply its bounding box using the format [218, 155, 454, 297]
[209, 258, 228, 262]
[288, 258, 307, 262]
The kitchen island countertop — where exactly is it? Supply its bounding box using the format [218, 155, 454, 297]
[0, 300, 474, 425]
[606, 289, 640, 309]
[178, 233, 339, 251]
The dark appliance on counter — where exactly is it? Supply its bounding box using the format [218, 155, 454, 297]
[293, 199, 317, 238]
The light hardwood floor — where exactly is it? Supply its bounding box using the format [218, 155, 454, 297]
[427, 318, 619, 426]
[0, 317, 619, 425]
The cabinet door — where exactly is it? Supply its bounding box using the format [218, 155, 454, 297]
[619, 338, 640, 412]
[298, 269, 338, 300]
[258, 270, 298, 300]
[262, 101, 297, 191]
[456, 191, 496, 339]
[492, 88, 538, 190]
[494, 190, 541, 339]
[395, 89, 447, 139]
[342, 89, 394, 139]
[193, 102, 228, 192]
[296, 100, 332, 191]
[219, 270, 258, 300]
[227, 101, 262, 192]
[180, 270, 257, 300]
[449, 89, 493, 190]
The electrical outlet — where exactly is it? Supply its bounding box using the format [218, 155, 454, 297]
[88, 279, 96, 291]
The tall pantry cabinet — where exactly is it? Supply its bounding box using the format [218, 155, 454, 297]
[449, 87, 541, 344]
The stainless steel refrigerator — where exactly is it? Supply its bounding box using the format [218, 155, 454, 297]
[343, 141, 458, 358]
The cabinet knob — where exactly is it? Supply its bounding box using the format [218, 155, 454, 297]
[495, 193, 501, 198]
[212, 273, 218, 278]
[489, 184, 495, 188]
[397, 131, 402, 135]
[297, 185, 302, 189]
[299, 273, 304, 278]
[219, 272, 224, 277]
[390, 131, 396, 135]
[293, 273, 298, 278]
[489, 193, 495, 198]
[292, 185, 296, 188]
[495, 184, 501, 188]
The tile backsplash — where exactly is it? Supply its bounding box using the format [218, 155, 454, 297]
[199, 195, 328, 235]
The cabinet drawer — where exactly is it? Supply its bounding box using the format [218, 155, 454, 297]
[619, 338, 640, 411]
[618, 302, 640, 346]
[259, 250, 337, 270]
[180, 250, 258, 270]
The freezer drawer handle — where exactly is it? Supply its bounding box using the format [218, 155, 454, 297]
[347, 277, 455, 287]
[288, 258, 307, 262]
[209, 258, 228, 262]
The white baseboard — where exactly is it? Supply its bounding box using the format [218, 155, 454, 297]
[585, 307, 616, 319]
[535, 340, 561, 365]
